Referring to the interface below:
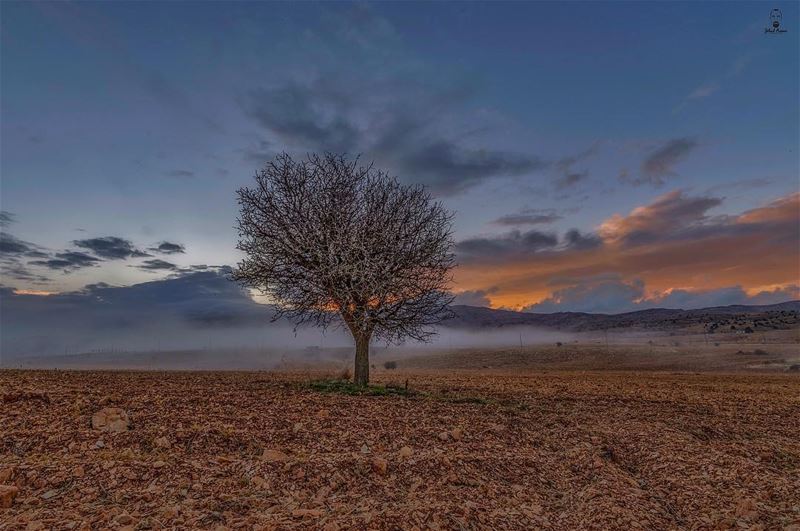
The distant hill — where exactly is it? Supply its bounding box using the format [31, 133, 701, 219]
[447, 301, 800, 332]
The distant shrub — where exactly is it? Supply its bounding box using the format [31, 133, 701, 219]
[384, 361, 398, 370]
[556, 342, 563, 347]
[789, 364, 800, 372]
[753, 349, 769, 356]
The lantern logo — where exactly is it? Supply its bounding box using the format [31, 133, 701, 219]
[765, 8, 787, 33]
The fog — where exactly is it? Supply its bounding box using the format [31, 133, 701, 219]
[0, 269, 593, 369]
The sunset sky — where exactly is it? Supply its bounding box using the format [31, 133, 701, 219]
[2, 1, 798, 313]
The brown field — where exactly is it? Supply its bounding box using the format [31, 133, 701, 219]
[2, 347, 800, 530]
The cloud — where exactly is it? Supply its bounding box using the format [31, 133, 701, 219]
[524, 278, 800, 313]
[1, 233, 36, 256]
[555, 170, 589, 190]
[0, 262, 51, 284]
[0, 211, 15, 227]
[674, 52, 756, 113]
[452, 288, 498, 307]
[29, 251, 101, 271]
[239, 6, 546, 196]
[454, 191, 800, 311]
[525, 277, 645, 313]
[456, 229, 559, 264]
[243, 78, 546, 195]
[687, 83, 719, 100]
[0, 233, 49, 258]
[598, 190, 723, 246]
[137, 259, 178, 271]
[626, 138, 698, 186]
[73, 236, 150, 260]
[149, 242, 186, 254]
[493, 208, 562, 226]
[525, 278, 799, 314]
[552, 145, 596, 190]
[563, 229, 602, 250]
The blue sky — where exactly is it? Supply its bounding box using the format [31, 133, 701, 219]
[1, 1, 798, 311]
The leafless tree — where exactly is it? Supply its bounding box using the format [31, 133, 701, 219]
[234, 153, 456, 386]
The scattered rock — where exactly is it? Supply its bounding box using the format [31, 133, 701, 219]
[316, 409, 330, 419]
[451, 427, 463, 440]
[41, 489, 59, 500]
[292, 508, 323, 518]
[115, 513, 134, 525]
[262, 449, 290, 462]
[0, 467, 13, 483]
[0, 485, 19, 508]
[735, 498, 757, 519]
[152, 461, 167, 469]
[360, 444, 371, 454]
[251, 476, 267, 488]
[371, 457, 388, 476]
[398, 446, 413, 458]
[438, 431, 450, 441]
[154, 436, 171, 448]
[91, 407, 130, 433]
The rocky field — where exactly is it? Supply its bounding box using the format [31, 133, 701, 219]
[1, 369, 799, 530]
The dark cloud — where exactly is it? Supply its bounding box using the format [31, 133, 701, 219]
[452, 287, 498, 307]
[563, 229, 602, 250]
[29, 251, 101, 271]
[0, 233, 34, 256]
[73, 236, 150, 260]
[456, 229, 558, 263]
[493, 208, 562, 226]
[149, 242, 185, 255]
[0, 262, 51, 284]
[525, 278, 799, 314]
[166, 170, 195, 178]
[0, 269, 290, 359]
[625, 137, 698, 186]
[0, 233, 48, 258]
[241, 34, 546, 196]
[396, 141, 545, 195]
[525, 278, 645, 314]
[0, 211, 15, 227]
[552, 145, 596, 190]
[245, 82, 360, 154]
[138, 259, 178, 271]
[555, 170, 589, 190]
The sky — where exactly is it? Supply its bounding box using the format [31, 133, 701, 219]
[1, 1, 799, 314]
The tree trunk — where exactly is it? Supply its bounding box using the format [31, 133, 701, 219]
[353, 333, 370, 387]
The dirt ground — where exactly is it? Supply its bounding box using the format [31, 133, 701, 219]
[1, 366, 799, 530]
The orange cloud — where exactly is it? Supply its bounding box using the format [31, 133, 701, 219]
[12, 289, 57, 296]
[454, 190, 800, 310]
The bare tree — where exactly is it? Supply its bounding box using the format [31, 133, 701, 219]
[234, 153, 455, 386]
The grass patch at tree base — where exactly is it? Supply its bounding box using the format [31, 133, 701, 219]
[308, 379, 416, 397]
